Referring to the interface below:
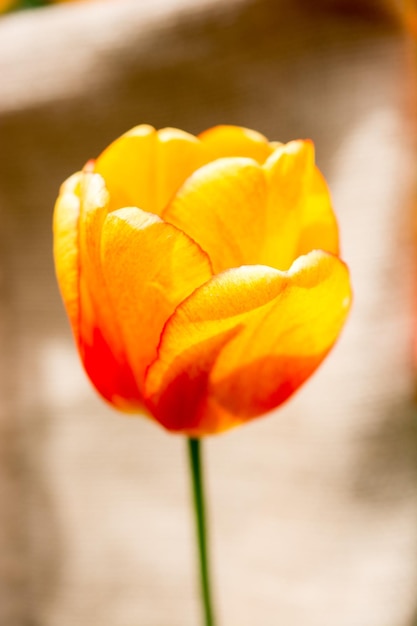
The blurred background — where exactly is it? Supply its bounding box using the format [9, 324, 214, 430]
[1, 0, 417, 625]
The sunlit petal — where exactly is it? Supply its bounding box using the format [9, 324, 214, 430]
[145, 251, 352, 435]
[94, 125, 209, 215]
[77, 174, 143, 409]
[297, 167, 339, 256]
[101, 207, 213, 391]
[163, 157, 268, 273]
[53, 173, 82, 341]
[199, 125, 274, 163]
[261, 140, 315, 268]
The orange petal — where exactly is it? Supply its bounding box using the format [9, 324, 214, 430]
[100, 207, 213, 392]
[163, 157, 269, 273]
[94, 125, 209, 216]
[199, 125, 274, 163]
[77, 173, 118, 355]
[57, 172, 143, 411]
[145, 251, 351, 435]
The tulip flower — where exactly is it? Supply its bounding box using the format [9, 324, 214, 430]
[54, 124, 351, 437]
[53, 124, 351, 626]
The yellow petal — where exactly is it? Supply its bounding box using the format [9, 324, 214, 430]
[199, 125, 274, 163]
[94, 124, 155, 213]
[261, 139, 316, 269]
[145, 251, 351, 435]
[164, 141, 323, 274]
[53, 173, 82, 341]
[296, 167, 339, 256]
[163, 157, 269, 273]
[94, 125, 209, 216]
[155, 128, 210, 211]
[100, 207, 213, 391]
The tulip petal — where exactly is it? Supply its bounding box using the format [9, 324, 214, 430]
[54, 173, 142, 410]
[78, 174, 144, 410]
[145, 251, 351, 435]
[260, 139, 316, 269]
[163, 157, 269, 273]
[164, 141, 324, 273]
[199, 125, 274, 163]
[94, 125, 209, 216]
[297, 168, 339, 256]
[53, 173, 82, 340]
[94, 124, 155, 214]
[156, 128, 210, 212]
[100, 207, 213, 392]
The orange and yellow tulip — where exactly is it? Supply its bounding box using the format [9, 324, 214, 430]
[53, 124, 351, 436]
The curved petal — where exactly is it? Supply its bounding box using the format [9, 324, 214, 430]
[145, 251, 352, 435]
[163, 157, 269, 273]
[296, 167, 339, 256]
[100, 207, 213, 392]
[54, 172, 142, 410]
[94, 125, 209, 216]
[156, 128, 210, 212]
[94, 124, 155, 214]
[198, 125, 274, 164]
[164, 140, 326, 274]
[78, 175, 142, 410]
[53, 173, 82, 341]
[261, 139, 316, 268]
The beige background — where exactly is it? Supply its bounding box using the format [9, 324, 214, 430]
[1, 0, 417, 624]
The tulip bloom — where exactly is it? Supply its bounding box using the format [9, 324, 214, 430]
[53, 125, 351, 436]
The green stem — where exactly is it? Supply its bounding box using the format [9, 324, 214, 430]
[187, 437, 216, 626]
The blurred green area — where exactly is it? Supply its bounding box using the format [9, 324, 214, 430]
[18, 0, 51, 8]
[1, 0, 74, 13]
